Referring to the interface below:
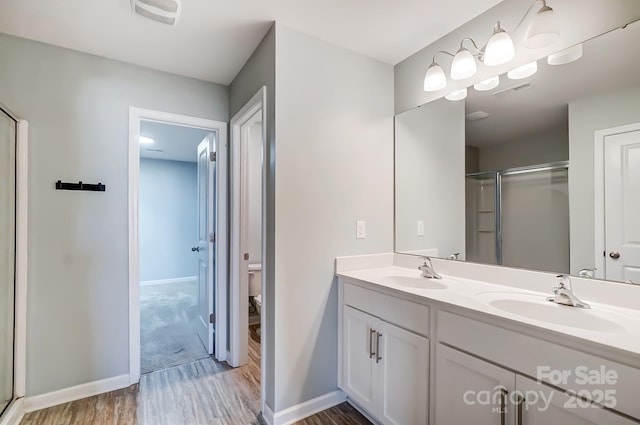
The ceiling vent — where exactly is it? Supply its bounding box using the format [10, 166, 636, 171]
[492, 83, 532, 96]
[466, 111, 490, 121]
[131, 0, 182, 25]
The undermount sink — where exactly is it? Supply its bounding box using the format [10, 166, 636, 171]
[476, 292, 627, 333]
[378, 269, 453, 290]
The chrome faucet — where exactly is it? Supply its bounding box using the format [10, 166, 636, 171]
[419, 257, 442, 279]
[546, 275, 590, 309]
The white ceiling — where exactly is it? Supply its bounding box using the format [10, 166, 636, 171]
[140, 120, 211, 162]
[0, 0, 502, 85]
[465, 19, 640, 147]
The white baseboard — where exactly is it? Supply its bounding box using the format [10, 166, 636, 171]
[0, 399, 25, 425]
[262, 402, 275, 425]
[272, 390, 346, 425]
[23, 374, 130, 413]
[140, 276, 197, 287]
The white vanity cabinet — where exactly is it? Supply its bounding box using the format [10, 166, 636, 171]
[435, 344, 638, 425]
[340, 282, 430, 425]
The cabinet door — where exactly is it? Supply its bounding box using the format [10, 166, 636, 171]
[435, 344, 516, 425]
[343, 306, 378, 415]
[516, 375, 637, 425]
[377, 320, 429, 425]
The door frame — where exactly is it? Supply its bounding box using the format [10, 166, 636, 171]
[128, 107, 228, 384]
[228, 87, 267, 372]
[593, 122, 640, 280]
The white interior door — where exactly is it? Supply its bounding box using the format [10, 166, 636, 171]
[604, 129, 640, 283]
[196, 137, 214, 354]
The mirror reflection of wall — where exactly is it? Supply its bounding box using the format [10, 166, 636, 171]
[395, 18, 640, 283]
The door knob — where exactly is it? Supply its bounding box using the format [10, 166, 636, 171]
[191, 247, 200, 252]
[609, 251, 620, 259]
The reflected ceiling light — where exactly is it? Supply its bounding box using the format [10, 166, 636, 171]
[484, 22, 515, 66]
[424, 61, 447, 92]
[445, 88, 467, 101]
[451, 46, 477, 80]
[474, 76, 500, 91]
[507, 61, 538, 79]
[139, 136, 155, 144]
[547, 43, 583, 65]
[525, 0, 560, 49]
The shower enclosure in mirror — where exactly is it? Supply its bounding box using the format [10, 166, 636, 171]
[394, 15, 640, 283]
[466, 163, 569, 273]
[0, 104, 17, 417]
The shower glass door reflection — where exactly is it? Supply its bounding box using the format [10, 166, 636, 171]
[465, 172, 498, 265]
[0, 109, 16, 416]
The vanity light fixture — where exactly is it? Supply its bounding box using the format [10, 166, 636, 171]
[474, 76, 500, 91]
[547, 43, 583, 65]
[422, 0, 560, 92]
[484, 22, 515, 66]
[139, 136, 155, 144]
[445, 88, 468, 101]
[507, 60, 538, 80]
[524, 0, 560, 48]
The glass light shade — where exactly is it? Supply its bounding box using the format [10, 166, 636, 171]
[484, 24, 515, 66]
[507, 61, 538, 80]
[139, 136, 155, 144]
[525, 5, 560, 49]
[548, 43, 583, 65]
[445, 88, 468, 101]
[451, 48, 477, 80]
[424, 62, 447, 91]
[474, 76, 500, 91]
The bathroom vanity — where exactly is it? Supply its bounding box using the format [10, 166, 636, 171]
[336, 254, 640, 425]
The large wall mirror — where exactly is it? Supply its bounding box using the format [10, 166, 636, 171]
[395, 16, 640, 284]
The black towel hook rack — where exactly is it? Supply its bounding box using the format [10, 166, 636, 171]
[55, 180, 106, 192]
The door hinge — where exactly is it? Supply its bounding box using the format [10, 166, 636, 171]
[210, 151, 216, 162]
[209, 313, 215, 324]
[244, 253, 249, 261]
[210, 232, 216, 243]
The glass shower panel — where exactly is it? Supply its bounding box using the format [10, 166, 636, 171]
[501, 168, 569, 273]
[0, 110, 16, 415]
[465, 173, 497, 265]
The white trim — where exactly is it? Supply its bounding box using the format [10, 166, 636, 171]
[128, 107, 227, 385]
[0, 399, 24, 425]
[14, 120, 28, 399]
[271, 390, 347, 425]
[229, 87, 267, 369]
[140, 276, 197, 287]
[262, 402, 275, 425]
[593, 122, 640, 280]
[22, 375, 129, 413]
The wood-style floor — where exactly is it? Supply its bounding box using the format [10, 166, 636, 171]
[21, 325, 371, 425]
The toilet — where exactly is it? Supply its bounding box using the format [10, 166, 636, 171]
[249, 263, 262, 336]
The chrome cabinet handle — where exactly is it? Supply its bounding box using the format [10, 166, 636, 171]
[369, 329, 376, 359]
[609, 251, 621, 259]
[376, 333, 382, 364]
[516, 394, 524, 425]
[500, 388, 508, 425]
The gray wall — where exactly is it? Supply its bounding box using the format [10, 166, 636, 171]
[395, 98, 466, 257]
[229, 23, 276, 409]
[394, 0, 640, 113]
[477, 124, 569, 172]
[0, 33, 228, 396]
[139, 158, 198, 282]
[274, 25, 394, 412]
[568, 84, 640, 274]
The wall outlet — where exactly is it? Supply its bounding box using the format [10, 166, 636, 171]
[417, 220, 425, 237]
[356, 220, 366, 239]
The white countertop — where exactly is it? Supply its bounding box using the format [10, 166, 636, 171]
[337, 265, 640, 358]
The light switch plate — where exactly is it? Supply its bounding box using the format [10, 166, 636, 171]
[417, 220, 425, 237]
[356, 220, 366, 239]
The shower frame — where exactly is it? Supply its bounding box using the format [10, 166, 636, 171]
[466, 161, 569, 266]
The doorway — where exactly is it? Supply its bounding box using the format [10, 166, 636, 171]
[595, 123, 640, 283]
[229, 87, 267, 411]
[128, 108, 227, 384]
